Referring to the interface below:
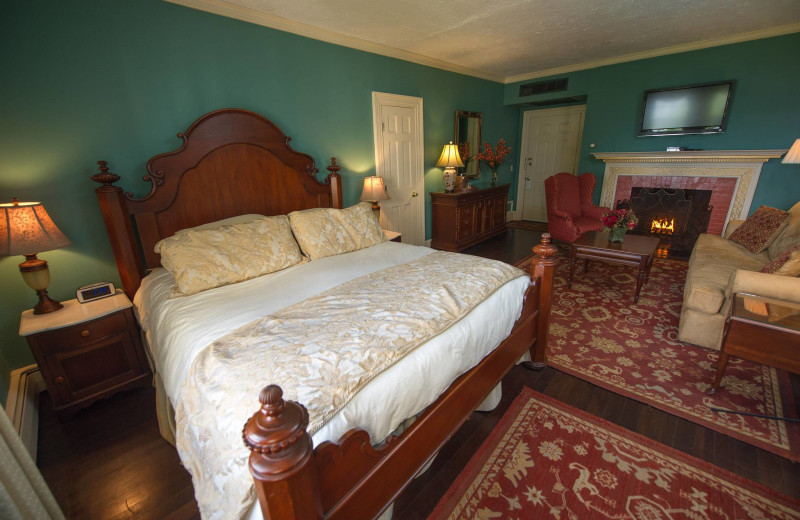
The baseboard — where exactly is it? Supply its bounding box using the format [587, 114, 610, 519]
[5, 364, 44, 460]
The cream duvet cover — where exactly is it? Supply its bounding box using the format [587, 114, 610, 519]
[134, 241, 530, 519]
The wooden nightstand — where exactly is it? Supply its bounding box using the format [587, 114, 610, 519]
[20, 291, 151, 419]
[383, 229, 402, 242]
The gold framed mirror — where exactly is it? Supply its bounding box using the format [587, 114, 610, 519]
[454, 110, 482, 179]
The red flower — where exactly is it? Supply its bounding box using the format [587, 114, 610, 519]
[602, 208, 639, 230]
[474, 138, 511, 169]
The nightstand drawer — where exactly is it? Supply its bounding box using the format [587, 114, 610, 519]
[33, 311, 128, 354]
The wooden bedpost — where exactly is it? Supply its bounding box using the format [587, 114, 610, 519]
[528, 233, 558, 369]
[326, 158, 343, 209]
[243, 385, 323, 520]
[91, 161, 144, 299]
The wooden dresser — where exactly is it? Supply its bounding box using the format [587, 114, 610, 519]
[431, 184, 509, 252]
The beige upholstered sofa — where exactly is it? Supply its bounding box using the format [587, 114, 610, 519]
[678, 201, 800, 350]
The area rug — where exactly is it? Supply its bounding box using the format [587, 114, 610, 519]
[428, 388, 800, 520]
[515, 250, 800, 461]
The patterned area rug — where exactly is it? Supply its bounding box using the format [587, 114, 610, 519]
[428, 388, 800, 520]
[516, 250, 800, 460]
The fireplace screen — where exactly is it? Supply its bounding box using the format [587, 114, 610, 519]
[617, 187, 712, 258]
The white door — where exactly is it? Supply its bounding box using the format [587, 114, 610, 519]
[516, 106, 586, 221]
[372, 92, 425, 245]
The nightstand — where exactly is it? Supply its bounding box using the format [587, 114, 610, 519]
[383, 229, 402, 243]
[19, 291, 151, 419]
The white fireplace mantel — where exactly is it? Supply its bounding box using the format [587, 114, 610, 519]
[592, 149, 787, 227]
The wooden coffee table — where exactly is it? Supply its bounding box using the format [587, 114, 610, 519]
[568, 231, 660, 303]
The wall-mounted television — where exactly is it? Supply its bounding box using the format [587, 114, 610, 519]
[638, 81, 734, 137]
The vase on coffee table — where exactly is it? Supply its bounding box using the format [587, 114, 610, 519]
[609, 227, 626, 242]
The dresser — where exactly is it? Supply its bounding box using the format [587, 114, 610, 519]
[430, 184, 509, 252]
[20, 292, 151, 419]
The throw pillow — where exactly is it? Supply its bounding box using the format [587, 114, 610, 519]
[728, 206, 790, 253]
[760, 245, 800, 276]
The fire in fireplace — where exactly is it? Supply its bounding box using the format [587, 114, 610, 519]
[650, 217, 675, 235]
[617, 187, 712, 258]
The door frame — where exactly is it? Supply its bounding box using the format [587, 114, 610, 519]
[514, 105, 586, 221]
[371, 92, 425, 242]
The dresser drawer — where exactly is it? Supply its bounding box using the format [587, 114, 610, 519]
[33, 311, 129, 354]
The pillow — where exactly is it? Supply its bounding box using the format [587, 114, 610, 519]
[335, 202, 387, 249]
[155, 215, 304, 297]
[760, 245, 800, 276]
[728, 205, 790, 253]
[288, 203, 386, 260]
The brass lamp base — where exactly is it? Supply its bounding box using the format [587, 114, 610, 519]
[19, 254, 63, 315]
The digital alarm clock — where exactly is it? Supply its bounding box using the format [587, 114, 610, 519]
[76, 282, 116, 303]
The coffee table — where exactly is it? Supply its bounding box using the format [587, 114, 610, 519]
[568, 231, 660, 303]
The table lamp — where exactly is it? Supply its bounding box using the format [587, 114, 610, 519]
[435, 142, 464, 193]
[359, 175, 390, 215]
[782, 139, 800, 164]
[1, 198, 71, 314]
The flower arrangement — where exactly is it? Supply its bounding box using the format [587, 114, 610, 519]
[602, 208, 638, 242]
[474, 138, 511, 185]
[602, 208, 639, 230]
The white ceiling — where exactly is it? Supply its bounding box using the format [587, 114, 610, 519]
[169, 0, 800, 83]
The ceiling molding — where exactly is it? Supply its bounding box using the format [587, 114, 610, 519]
[504, 22, 800, 84]
[164, 0, 505, 83]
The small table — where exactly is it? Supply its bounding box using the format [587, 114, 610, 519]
[20, 291, 151, 419]
[568, 231, 660, 303]
[709, 294, 800, 395]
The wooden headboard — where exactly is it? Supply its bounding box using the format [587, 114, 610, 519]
[92, 108, 343, 298]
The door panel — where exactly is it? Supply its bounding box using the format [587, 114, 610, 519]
[518, 107, 585, 222]
[372, 93, 425, 245]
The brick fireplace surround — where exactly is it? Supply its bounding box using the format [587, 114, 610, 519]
[593, 150, 786, 236]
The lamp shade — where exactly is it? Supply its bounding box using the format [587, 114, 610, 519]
[359, 176, 390, 202]
[0, 200, 71, 256]
[435, 142, 465, 168]
[782, 139, 800, 164]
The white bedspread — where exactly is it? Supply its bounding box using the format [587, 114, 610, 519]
[134, 241, 529, 517]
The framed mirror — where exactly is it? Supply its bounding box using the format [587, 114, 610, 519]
[454, 110, 482, 179]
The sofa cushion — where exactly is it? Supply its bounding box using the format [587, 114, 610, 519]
[728, 205, 790, 253]
[767, 201, 800, 260]
[761, 245, 800, 276]
[683, 234, 768, 314]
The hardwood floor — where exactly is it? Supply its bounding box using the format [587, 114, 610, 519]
[35, 227, 800, 519]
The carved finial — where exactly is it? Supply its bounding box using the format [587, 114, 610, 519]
[533, 233, 558, 263]
[91, 160, 121, 190]
[243, 384, 309, 455]
[327, 157, 341, 177]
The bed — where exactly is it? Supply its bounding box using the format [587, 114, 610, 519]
[91, 108, 557, 520]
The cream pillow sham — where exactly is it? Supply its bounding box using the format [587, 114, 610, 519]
[288, 202, 386, 260]
[155, 215, 304, 297]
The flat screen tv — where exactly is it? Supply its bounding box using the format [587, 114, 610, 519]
[638, 81, 733, 137]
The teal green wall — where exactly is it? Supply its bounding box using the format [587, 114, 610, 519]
[0, 0, 519, 396]
[505, 33, 800, 210]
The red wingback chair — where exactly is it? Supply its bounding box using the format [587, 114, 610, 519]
[544, 172, 610, 242]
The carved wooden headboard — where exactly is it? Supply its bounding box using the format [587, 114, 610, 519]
[91, 108, 343, 298]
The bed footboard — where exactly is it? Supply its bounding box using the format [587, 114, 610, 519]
[243, 235, 557, 520]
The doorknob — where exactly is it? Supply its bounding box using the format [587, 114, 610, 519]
[411, 191, 418, 197]
[525, 177, 531, 181]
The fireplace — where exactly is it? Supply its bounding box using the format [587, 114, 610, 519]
[617, 187, 712, 258]
[592, 150, 786, 240]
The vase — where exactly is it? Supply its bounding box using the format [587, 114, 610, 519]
[490, 168, 498, 186]
[609, 227, 626, 242]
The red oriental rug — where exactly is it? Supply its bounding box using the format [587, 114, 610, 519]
[516, 251, 800, 460]
[428, 389, 800, 520]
